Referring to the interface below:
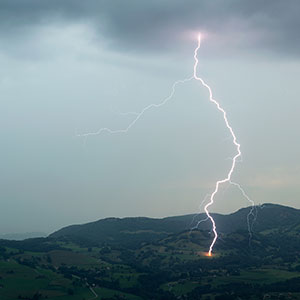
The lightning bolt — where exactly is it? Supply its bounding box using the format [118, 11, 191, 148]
[193, 34, 243, 256]
[79, 33, 255, 256]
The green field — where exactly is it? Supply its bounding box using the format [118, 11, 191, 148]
[94, 287, 142, 300]
[213, 267, 300, 285]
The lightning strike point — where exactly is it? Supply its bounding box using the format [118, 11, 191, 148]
[198, 251, 213, 258]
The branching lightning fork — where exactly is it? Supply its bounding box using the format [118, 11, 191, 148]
[79, 77, 193, 136]
[79, 33, 255, 256]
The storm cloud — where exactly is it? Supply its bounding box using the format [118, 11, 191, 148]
[0, 1, 300, 234]
[0, 0, 300, 57]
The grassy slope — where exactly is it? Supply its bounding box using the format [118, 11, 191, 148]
[0, 260, 95, 300]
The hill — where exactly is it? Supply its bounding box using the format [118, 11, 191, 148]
[49, 203, 300, 248]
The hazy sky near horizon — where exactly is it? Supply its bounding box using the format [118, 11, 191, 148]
[0, 0, 300, 234]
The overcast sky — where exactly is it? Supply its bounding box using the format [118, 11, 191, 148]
[0, 0, 299, 234]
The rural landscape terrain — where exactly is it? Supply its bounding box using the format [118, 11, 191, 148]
[1, 1, 300, 300]
[0, 204, 300, 299]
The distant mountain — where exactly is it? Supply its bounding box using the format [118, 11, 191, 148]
[49, 203, 300, 248]
[0, 231, 47, 240]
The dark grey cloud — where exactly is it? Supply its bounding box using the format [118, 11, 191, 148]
[0, 0, 299, 57]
